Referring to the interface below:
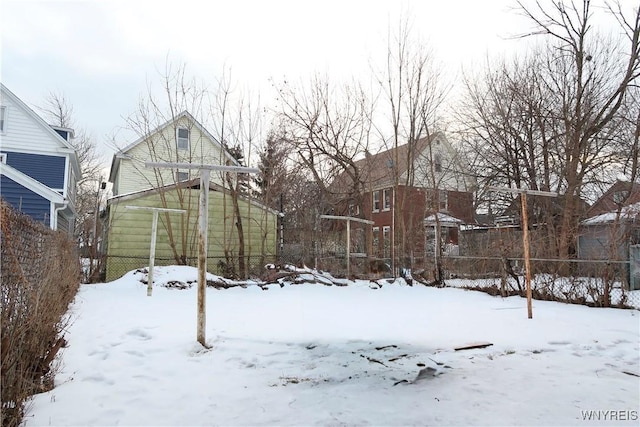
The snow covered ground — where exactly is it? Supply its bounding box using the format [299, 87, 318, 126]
[25, 266, 639, 426]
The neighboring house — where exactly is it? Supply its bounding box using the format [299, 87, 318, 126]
[105, 180, 279, 281]
[106, 110, 277, 280]
[579, 180, 640, 262]
[108, 110, 239, 196]
[330, 133, 476, 261]
[0, 83, 80, 233]
[585, 180, 640, 218]
[501, 195, 590, 225]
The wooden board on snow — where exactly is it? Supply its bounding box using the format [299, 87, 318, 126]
[454, 342, 493, 351]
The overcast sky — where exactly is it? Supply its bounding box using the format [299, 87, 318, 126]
[2, 0, 536, 166]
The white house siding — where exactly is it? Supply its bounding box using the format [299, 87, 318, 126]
[0, 92, 74, 157]
[411, 137, 474, 192]
[115, 117, 230, 196]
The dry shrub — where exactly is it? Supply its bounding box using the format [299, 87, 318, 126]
[1, 200, 80, 427]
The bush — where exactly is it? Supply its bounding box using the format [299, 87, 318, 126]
[1, 200, 80, 427]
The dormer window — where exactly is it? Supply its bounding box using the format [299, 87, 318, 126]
[177, 127, 190, 150]
[0, 106, 6, 133]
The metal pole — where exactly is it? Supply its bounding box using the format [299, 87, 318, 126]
[346, 219, 351, 278]
[144, 162, 258, 345]
[197, 169, 210, 346]
[93, 178, 101, 266]
[521, 192, 533, 319]
[148, 211, 159, 296]
[124, 206, 186, 297]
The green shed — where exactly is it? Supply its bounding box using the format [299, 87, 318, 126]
[105, 180, 279, 281]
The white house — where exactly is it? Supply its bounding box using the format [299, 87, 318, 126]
[108, 111, 239, 196]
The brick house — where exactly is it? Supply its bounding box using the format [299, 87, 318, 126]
[329, 133, 476, 266]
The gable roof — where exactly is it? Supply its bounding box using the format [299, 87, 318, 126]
[0, 83, 80, 178]
[586, 180, 640, 218]
[582, 201, 640, 225]
[330, 133, 451, 196]
[108, 111, 239, 183]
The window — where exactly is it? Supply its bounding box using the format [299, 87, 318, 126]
[177, 127, 190, 150]
[613, 190, 628, 205]
[383, 188, 391, 211]
[372, 227, 379, 256]
[0, 106, 6, 133]
[438, 190, 448, 210]
[383, 226, 391, 258]
[434, 153, 442, 173]
[348, 202, 360, 216]
[372, 190, 380, 212]
[176, 170, 189, 182]
[428, 189, 448, 211]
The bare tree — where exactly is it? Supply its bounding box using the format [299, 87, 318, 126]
[38, 92, 105, 281]
[459, 0, 639, 260]
[374, 15, 449, 275]
[515, 0, 640, 258]
[120, 62, 209, 265]
[207, 68, 265, 278]
[274, 74, 376, 214]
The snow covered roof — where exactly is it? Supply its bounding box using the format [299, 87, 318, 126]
[581, 202, 640, 225]
[424, 212, 464, 227]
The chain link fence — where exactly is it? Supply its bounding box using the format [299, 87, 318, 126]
[434, 255, 638, 309]
[105, 250, 639, 310]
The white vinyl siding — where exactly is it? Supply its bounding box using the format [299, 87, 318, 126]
[0, 95, 70, 155]
[113, 118, 229, 195]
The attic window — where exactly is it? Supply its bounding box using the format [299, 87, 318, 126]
[0, 106, 6, 133]
[177, 127, 190, 150]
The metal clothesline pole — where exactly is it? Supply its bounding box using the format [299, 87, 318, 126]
[319, 215, 375, 278]
[125, 206, 186, 296]
[145, 162, 259, 346]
